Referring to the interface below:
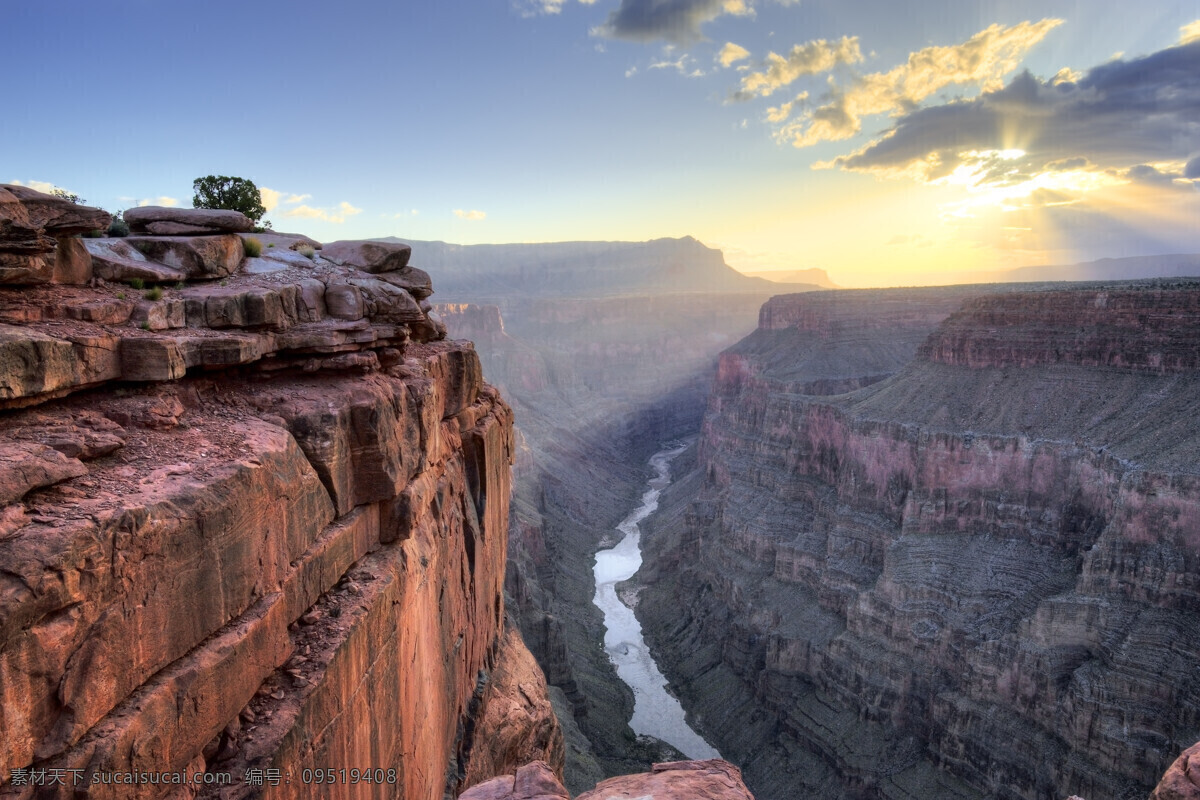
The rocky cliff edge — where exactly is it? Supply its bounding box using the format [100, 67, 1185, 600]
[0, 188, 562, 799]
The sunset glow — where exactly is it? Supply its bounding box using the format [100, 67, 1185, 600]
[6, 1, 1198, 287]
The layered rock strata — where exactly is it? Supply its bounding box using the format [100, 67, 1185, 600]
[461, 759, 755, 800]
[0, 186, 110, 285]
[639, 281, 1200, 800]
[0, 189, 557, 799]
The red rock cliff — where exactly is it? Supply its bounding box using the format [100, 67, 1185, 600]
[0, 189, 561, 799]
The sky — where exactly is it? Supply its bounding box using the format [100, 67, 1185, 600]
[6, 0, 1199, 287]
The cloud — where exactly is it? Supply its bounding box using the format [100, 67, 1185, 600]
[771, 20, 1061, 147]
[454, 209, 487, 221]
[830, 40, 1200, 184]
[650, 54, 706, 77]
[262, 188, 316, 213]
[1051, 67, 1081, 85]
[138, 196, 179, 207]
[260, 187, 282, 212]
[283, 201, 363, 223]
[593, 0, 752, 45]
[718, 42, 750, 68]
[9, 179, 63, 195]
[1182, 20, 1200, 44]
[735, 36, 862, 99]
[766, 92, 806, 122]
[517, 0, 597, 17]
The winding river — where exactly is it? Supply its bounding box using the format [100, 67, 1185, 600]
[592, 442, 721, 760]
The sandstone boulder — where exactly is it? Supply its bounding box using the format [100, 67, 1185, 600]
[1152, 742, 1200, 800]
[576, 760, 755, 800]
[324, 282, 365, 320]
[126, 234, 244, 279]
[52, 236, 93, 285]
[0, 441, 89, 505]
[321, 239, 411, 273]
[124, 206, 254, 234]
[376, 265, 434, 300]
[85, 238, 189, 283]
[460, 762, 569, 800]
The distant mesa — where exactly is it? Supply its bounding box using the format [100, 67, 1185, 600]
[378, 235, 828, 300]
[981, 253, 1200, 283]
[740, 267, 839, 289]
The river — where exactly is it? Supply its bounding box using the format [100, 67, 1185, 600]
[592, 442, 721, 760]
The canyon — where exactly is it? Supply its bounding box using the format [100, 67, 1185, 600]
[6, 184, 1200, 800]
[637, 280, 1200, 800]
[0, 186, 759, 800]
[429, 236, 806, 791]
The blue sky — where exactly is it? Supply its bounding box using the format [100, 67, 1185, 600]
[7, 0, 1199, 286]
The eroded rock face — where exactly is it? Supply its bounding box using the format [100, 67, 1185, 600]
[0, 186, 110, 285]
[638, 280, 1200, 800]
[0, 185, 557, 799]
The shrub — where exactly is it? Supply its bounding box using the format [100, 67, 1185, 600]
[107, 218, 130, 237]
[129, 278, 145, 290]
[297, 245, 316, 260]
[244, 237, 263, 257]
[140, 321, 151, 330]
[192, 175, 267, 224]
[116, 292, 126, 300]
[145, 286, 163, 301]
[174, 281, 186, 290]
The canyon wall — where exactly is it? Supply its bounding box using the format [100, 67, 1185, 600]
[639, 281, 1200, 800]
[0, 190, 560, 799]
[431, 238, 796, 792]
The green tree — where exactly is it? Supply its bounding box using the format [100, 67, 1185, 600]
[192, 175, 268, 223]
[50, 188, 84, 205]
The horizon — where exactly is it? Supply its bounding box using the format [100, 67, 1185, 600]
[8, 0, 1199, 288]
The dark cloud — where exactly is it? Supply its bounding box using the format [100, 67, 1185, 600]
[835, 41, 1200, 180]
[1186, 155, 1200, 179]
[594, 0, 737, 44]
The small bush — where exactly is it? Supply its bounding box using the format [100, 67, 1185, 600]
[116, 292, 126, 300]
[298, 245, 316, 260]
[268, 243, 275, 248]
[140, 321, 151, 330]
[244, 237, 263, 257]
[82, 229, 104, 238]
[145, 286, 163, 301]
[107, 218, 130, 237]
[175, 281, 186, 290]
[129, 278, 145, 290]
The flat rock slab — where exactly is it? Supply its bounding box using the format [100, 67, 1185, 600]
[242, 232, 321, 251]
[576, 760, 756, 800]
[321, 240, 411, 273]
[461, 762, 568, 800]
[85, 239, 189, 283]
[126, 234, 244, 279]
[124, 206, 253, 234]
[0, 441, 88, 505]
